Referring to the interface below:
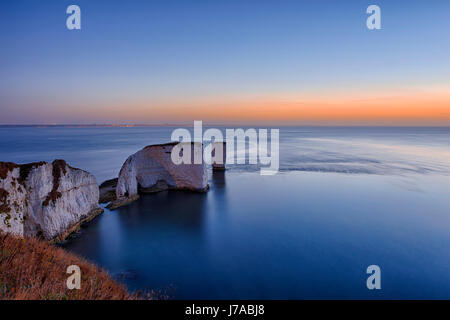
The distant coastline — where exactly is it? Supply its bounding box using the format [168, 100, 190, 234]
[0, 124, 180, 128]
[1, 124, 450, 128]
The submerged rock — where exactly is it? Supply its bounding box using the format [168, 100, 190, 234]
[0, 160, 103, 241]
[108, 142, 208, 209]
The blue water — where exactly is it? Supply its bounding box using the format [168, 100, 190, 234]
[1, 126, 449, 299]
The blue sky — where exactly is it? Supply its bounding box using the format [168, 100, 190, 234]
[1, 0, 450, 124]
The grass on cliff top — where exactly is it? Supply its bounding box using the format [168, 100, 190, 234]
[0, 232, 138, 300]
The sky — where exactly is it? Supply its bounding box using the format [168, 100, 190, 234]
[1, 0, 450, 125]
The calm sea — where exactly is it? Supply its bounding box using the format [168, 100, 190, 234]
[1, 126, 449, 299]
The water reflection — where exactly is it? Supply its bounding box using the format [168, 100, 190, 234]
[212, 169, 226, 189]
[211, 170, 228, 209]
[116, 190, 208, 234]
[62, 188, 209, 294]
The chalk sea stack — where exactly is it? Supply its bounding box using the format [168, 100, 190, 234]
[212, 141, 226, 171]
[0, 160, 103, 242]
[107, 142, 208, 210]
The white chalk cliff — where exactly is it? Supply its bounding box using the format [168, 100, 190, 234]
[109, 142, 208, 209]
[0, 160, 102, 241]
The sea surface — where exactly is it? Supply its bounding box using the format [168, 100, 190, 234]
[1, 126, 449, 299]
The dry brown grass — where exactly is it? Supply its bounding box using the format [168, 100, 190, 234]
[0, 232, 134, 300]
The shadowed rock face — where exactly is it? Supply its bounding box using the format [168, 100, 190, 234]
[0, 160, 102, 241]
[108, 142, 208, 209]
[99, 178, 118, 204]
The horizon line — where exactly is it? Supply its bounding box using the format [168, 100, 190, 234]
[1, 123, 450, 128]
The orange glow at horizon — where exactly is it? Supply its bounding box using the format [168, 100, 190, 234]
[85, 87, 450, 125]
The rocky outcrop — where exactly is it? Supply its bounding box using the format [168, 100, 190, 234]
[108, 142, 208, 209]
[0, 160, 103, 241]
[99, 178, 118, 204]
[212, 141, 226, 171]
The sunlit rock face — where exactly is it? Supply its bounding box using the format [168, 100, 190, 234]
[109, 142, 208, 209]
[0, 160, 102, 241]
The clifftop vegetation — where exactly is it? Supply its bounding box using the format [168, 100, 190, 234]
[0, 232, 132, 300]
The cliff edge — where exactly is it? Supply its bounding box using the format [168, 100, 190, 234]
[0, 160, 103, 241]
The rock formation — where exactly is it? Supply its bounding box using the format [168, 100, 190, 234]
[108, 142, 208, 209]
[99, 178, 118, 204]
[0, 160, 103, 241]
[212, 141, 226, 171]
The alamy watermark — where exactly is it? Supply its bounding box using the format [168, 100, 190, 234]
[366, 5, 381, 30]
[66, 5, 81, 30]
[366, 265, 381, 290]
[170, 121, 279, 175]
[66, 265, 81, 290]
[66, 4, 381, 31]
